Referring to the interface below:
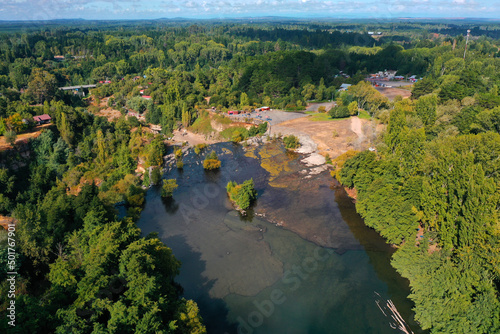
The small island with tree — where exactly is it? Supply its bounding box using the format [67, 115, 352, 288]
[161, 179, 178, 198]
[203, 150, 221, 170]
[226, 178, 257, 211]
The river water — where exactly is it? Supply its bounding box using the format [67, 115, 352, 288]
[137, 141, 424, 334]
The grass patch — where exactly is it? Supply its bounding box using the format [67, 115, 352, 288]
[309, 113, 331, 121]
[190, 112, 214, 135]
[213, 114, 233, 125]
[220, 126, 248, 140]
[309, 113, 336, 121]
[358, 109, 371, 120]
[309, 113, 353, 122]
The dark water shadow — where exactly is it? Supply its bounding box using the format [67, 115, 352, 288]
[164, 234, 238, 334]
[333, 180, 427, 334]
[237, 206, 255, 222]
[161, 197, 179, 214]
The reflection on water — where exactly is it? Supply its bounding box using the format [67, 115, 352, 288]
[137, 142, 424, 334]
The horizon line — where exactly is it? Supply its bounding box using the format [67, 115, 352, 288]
[0, 16, 500, 23]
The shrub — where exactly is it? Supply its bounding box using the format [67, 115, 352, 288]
[248, 126, 258, 137]
[227, 178, 257, 210]
[194, 143, 207, 154]
[150, 167, 161, 185]
[4, 130, 17, 146]
[143, 171, 150, 187]
[231, 130, 244, 143]
[283, 135, 300, 149]
[328, 105, 350, 118]
[161, 179, 178, 198]
[318, 106, 326, 113]
[257, 122, 267, 134]
[175, 149, 183, 159]
[176, 159, 184, 169]
[348, 101, 359, 115]
[248, 123, 268, 137]
[203, 151, 221, 170]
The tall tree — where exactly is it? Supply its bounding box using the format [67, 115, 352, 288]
[25, 68, 57, 104]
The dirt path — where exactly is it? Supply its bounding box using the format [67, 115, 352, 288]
[0, 123, 54, 151]
[350, 116, 364, 141]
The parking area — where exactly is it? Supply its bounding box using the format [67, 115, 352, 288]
[230, 109, 308, 126]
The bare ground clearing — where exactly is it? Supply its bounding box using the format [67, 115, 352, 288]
[170, 129, 219, 146]
[0, 123, 54, 151]
[376, 87, 412, 101]
[272, 115, 381, 159]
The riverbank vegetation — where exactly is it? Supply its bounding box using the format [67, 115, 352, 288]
[0, 109, 205, 333]
[283, 135, 301, 149]
[338, 49, 500, 333]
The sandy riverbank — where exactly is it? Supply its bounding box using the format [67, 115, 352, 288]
[271, 115, 381, 160]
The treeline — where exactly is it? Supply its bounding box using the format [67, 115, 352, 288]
[1, 21, 499, 136]
[0, 101, 206, 332]
[337, 52, 500, 333]
[228, 26, 376, 49]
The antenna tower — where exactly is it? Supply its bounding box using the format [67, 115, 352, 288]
[463, 29, 471, 60]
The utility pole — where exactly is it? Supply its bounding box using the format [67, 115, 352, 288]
[463, 29, 471, 60]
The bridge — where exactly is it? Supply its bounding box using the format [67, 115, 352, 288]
[59, 84, 97, 91]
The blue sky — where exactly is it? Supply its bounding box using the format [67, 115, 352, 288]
[0, 0, 498, 21]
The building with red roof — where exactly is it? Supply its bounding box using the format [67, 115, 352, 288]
[33, 114, 52, 125]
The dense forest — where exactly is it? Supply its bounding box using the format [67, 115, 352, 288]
[0, 19, 499, 333]
[338, 40, 500, 334]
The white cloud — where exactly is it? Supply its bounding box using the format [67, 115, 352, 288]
[0, 0, 498, 20]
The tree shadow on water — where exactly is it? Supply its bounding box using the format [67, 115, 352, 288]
[164, 234, 238, 334]
[161, 196, 179, 214]
[333, 184, 428, 333]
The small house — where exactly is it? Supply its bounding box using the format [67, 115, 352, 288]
[338, 84, 352, 91]
[33, 114, 52, 125]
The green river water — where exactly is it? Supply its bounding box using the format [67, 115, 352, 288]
[137, 142, 425, 334]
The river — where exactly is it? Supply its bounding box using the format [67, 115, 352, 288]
[137, 141, 425, 334]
